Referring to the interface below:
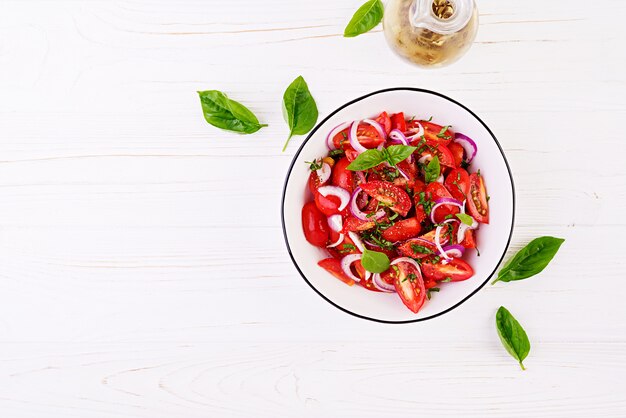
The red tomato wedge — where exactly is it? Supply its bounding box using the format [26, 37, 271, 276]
[331, 157, 354, 193]
[467, 173, 489, 224]
[302, 202, 329, 247]
[426, 182, 460, 223]
[382, 217, 421, 242]
[448, 142, 464, 167]
[444, 168, 470, 202]
[414, 121, 454, 146]
[397, 238, 438, 259]
[374, 111, 392, 135]
[314, 192, 343, 216]
[318, 258, 355, 286]
[417, 141, 456, 168]
[421, 258, 474, 282]
[392, 260, 426, 313]
[390, 112, 407, 132]
[360, 181, 412, 217]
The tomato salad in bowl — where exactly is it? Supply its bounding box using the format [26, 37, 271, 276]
[301, 111, 489, 314]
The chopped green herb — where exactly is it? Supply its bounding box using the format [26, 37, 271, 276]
[436, 125, 451, 139]
[456, 213, 474, 226]
[329, 149, 345, 158]
[410, 244, 434, 255]
[427, 116, 433, 122]
[442, 277, 452, 283]
[305, 159, 323, 171]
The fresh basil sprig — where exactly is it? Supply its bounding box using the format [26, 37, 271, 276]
[197, 90, 267, 134]
[346, 145, 417, 171]
[496, 306, 531, 370]
[492, 236, 565, 284]
[344, 0, 384, 38]
[361, 248, 390, 273]
[424, 155, 440, 183]
[282, 76, 318, 152]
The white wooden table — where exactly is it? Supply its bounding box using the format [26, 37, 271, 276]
[1, 1, 625, 416]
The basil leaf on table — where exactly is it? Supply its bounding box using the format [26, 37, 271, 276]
[424, 156, 440, 183]
[496, 306, 531, 370]
[492, 236, 565, 284]
[282, 76, 318, 152]
[344, 0, 384, 38]
[385, 145, 418, 166]
[197, 90, 267, 134]
[361, 248, 390, 273]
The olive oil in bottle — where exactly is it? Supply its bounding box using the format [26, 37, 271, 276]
[383, 0, 478, 68]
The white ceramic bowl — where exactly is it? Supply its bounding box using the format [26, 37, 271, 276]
[281, 88, 515, 323]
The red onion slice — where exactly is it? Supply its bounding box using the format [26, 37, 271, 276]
[317, 185, 350, 211]
[391, 256, 422, 273]
[405, 122, 424, 139]
[327, 233, 345, 248]
[316, 162, 331, 184]
[349, 121, 368, 154]
[363, 118, 386, 140]
[435, 219, 458, 261]
[327, 214, 343, 233]
[396, 165, 410, 181]
[436, 174, 444, 184]
[454, 132, 477, 163]
[442, 244, 465, 258]
[388, 129, 409, 145]
[341, 253, 369, 283]
[350, 187, 385, 221]
[457, 215, 479, 243]
[326, 122, 350, 150]
[372, 273, 395, 292]
[430, 197, 464, 224]
[348, 231, 365, 253]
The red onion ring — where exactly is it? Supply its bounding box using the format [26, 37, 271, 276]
[341, 253, 369, 283]
[316, 162, 331, 184]
[317, 186, 350, 211]
[326, 122, 350, 150]
[372, 273, 395, 292]
[363, 118, 386, 140]
[349, 121, 368, 154]
[435, 219, 458, 261]
[454, 132, 477, 163]
[327, 214, 343, 233]
[350, 187, 385, 221]
[442, 244, 465, 258]
[348, 231, 366, 253]
[388, 129, 409, 145]
[430, 198, 464, 224]
[327, 233, 345, 248]
[405, 121, 424, 140]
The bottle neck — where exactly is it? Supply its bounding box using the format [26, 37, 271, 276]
[410, 0, 474, 34]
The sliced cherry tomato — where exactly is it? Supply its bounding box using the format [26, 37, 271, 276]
[426, 182, 460, 223]
[331, 157, 354, 193]
[397, 237, 438, 259]
[314, 192, 343, 216]
[391, 260, 426, 313]
[342, 216, 375, 233]
[302, 202, 329, 247]
[444, 168, 470, 202]
[410, 121, 454, 146]
[345, 148, 360, 162]
[467, 173, 489, 224]
[382, 218, 421, 242]
[356, 123, 385, 149]
[364, 241, 397, 260]
[390, 112, 407, 132]
[448, 142, 464, 167]
[318, 258, 355, 286]
[360, 181, 412, 217]
[421, 258, 474, 282]
[460, 228, 476, 248]
[419, 229, 449, 246]
[374, 111, 392, 135]
[412, 179, 428, 224]
[417, 141, 456, 168]
[332, 127, 350, 150]
[393, 159, 417, 188]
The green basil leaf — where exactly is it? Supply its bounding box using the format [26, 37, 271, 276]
[344, 0, 384, 38]
[385, 145, 418, 166]
[198, 90, 267, 134]
[282, 76, 318, 152]
[493, 236, 565, 284]
[360, 248, 390, 273]
[456, 213, 474, 226]
[346, 149, 385, 171]
[424, 155, 440, 183]
[496, 306, 531, 370]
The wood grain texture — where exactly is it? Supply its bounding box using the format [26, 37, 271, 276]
[1, 0, 625, 417]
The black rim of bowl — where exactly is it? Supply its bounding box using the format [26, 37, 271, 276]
[281, 87, 516, 324]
